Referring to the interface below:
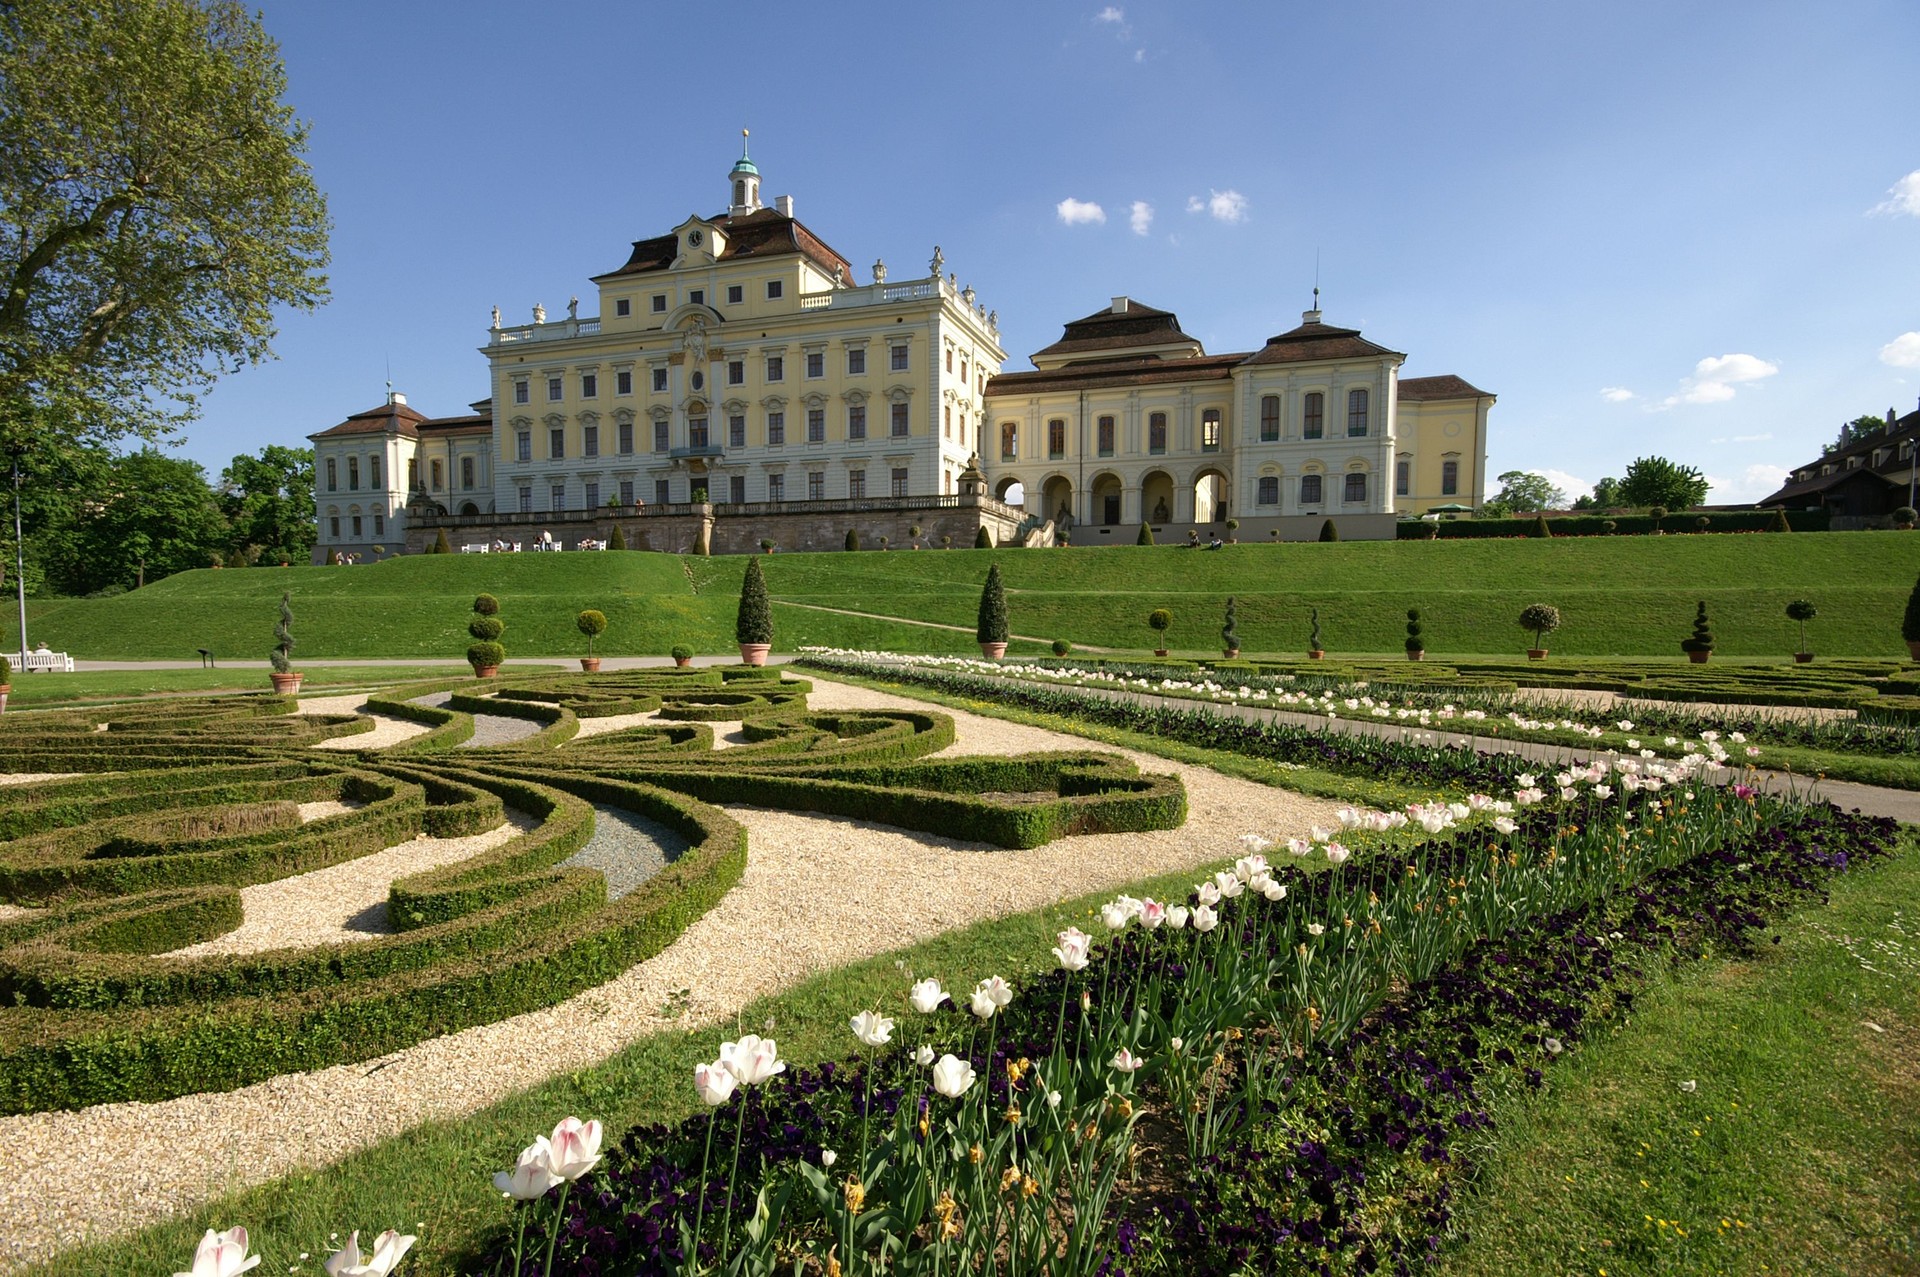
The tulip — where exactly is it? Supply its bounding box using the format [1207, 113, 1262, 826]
[1493, 816, 1518, 835]
[1213, 870, 1244, 899]
[1192, 904, 1218, 933]
[720, 1034, 786, 1086]
[494, 1136, 560, 1200]
[932, 1053, 976, 1098]
[1194, 880, 1221, 906]
[176, 1227, 261, 1277]
[324, 1229, 415, 1277]
[1238, 833, 1273, 852]
[1259, 878, 1286, 902]
[1285, 836, 1312, 857]
[695, 1060, 738, 1106]
[1306, 922, 1326, 937]
[908, 977, 947, 1014]
[1324, 842, 1351, 866]
[969, 985, 999, 1019]
[978, 975, 1013, 1009]
[1100, 901, 1131, 930]
[1110, 1048, 1145, 1073]
[1166, 904, 1190, 929]
[1045, 1089, 1062, 1108]
[1234, 854, 1269, 882]
[915, 1043, 936, 1066]
[850, 1010, 895, 1047]
[1138, 898, 1166, 929]
[822, 1148, 838, 1167]
[1052, 927, 1093, 971]
[547, 1116, 602, 1181]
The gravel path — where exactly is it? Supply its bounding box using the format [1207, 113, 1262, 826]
[560, 805, 688, 899]
[300, 694, 432, 751]
[0, 675, 1337, 1268]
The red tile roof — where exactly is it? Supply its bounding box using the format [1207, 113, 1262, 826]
[987, 354, 1244, 396]
[1238, 318, 1404, 366]
[1398, 374, 1493, 400]
[592, 208, 853, 284]
[308, 400, 430, 440]
[1030, 299, 1204, 362]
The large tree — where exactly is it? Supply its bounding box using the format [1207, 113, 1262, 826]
[220, 443, 313, 564]
[1486, 469, 1568, 515]
[67, 448, 227, 590]
[0, 0, 329, 451]
[1615, 456, 1711, 510]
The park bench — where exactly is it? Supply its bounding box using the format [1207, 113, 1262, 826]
[10, 649, 75, 673]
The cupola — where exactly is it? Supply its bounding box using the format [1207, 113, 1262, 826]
[728, 129, 762, 216]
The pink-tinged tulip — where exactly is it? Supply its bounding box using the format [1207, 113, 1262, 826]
[547, 1117, 602, 1181]
[324, 1229, 416, 1277]
[1234, 854, 1269, 882]
[1100, 901, 1131, 930]
[494, 1137, 561, 1200]
[932, 1053, 976, 1098]
[908, 978, 947, 1014]
[1110, 1048, 1145, 1073]
[176, 1227, 261, 1277]
[850, 1011, 895, 1047]
[979, 975, 1013, 1009]
[1138, 898, 1167, 929]
[1166, 904, 1190, 929]
[1324, 842, 1351, 866]
[1192, 904, 1219, 933]
[1493, 816, 1518, 835]
[720, 1034, 786, 1086]
[1285, 837, 1312, 857]
[1194, 880, 1221, 907]
[1052, 927, 1093, 971]
[694, 1060, 738, 1106]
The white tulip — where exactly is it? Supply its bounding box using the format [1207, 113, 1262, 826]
[1166, 904, 1190, 929]
[1192, 904, 1219, 933]
[915, 1043, 936, 1066]
[908, 978, 947, 1014]
[850, 1010, 895, 1048]
[324, 1229, 415, 1277]
[176, 1227, 261, 1277]
[720, 1034, 786, 1086]
[493, 1137, 561, 1200]
[932, 1053, 976, 1098]
[1110, 1048, 1145, 1073]
[694, 1061, 737, 1106]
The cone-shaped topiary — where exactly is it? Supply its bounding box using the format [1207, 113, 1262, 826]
[1680, 600, 1714, 654]
[975, 525, 993, 549]
[976, 565, 1010, 645]
[432, 527, 451, 554]
[1136, 522, 1155, 545]
[1786, 598, 1816, 655]
[1220, 596, 1239, 652]
[1519, 603, 1561, 651]
[1903, 573, 1920, 645]
[1405, 608, 1424, 655]
[1530, 514, 1552, 538]
[576, 609, 607, 658]
[845, 528, 860, 551]
[608, 523, 628, 551]
[1318, 518, 1339, 542]
[736, 556, 773, 645]
[270, 592, 295, 673]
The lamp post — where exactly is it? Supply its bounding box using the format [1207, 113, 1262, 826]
[10, 449, 25, 665]
[1909, 438, 1916, 512]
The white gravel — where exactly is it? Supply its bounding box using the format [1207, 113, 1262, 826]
[0, 675, 1338, 1269]
[299, 694, 431, 751]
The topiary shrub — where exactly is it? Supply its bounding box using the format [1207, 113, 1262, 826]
[1680, 600, 1714, 655]
[760, 537, 776, 553]
[1318, 518, 1339, 542]
[1308, 607, 1324, 654]
[468, 614, 504, 642]
[1693, 515, 1711, 532]
[845, 528, 860, 551]
[736, 556, 773, 646]
[1530, 514, 1552, 538]
[1147, 608, 1173, 651]
[1896, 507, 1918, 529]
[1051, 639, 1072, 657]
[0, 654, 11, 684]
[1602, 519, 1618, 534]
[1903, 573, 1920, 650]
[975, 526, 993, 549]
[1771, 508, 1792, 532]
[270, 592, 295, 674]
[432, 528, 452, 554]
[468, 594, 505, 672]
[466, 639, 505, 670]
[1405, 608, 1425, 655]
[608, 524, 628, 551]
[1137, 522, 1155, 546]
[576, 609, 608, 658]
[671, 644, 693, 662]
[1786, 599, 1816, 655]
[976, 565, 1010, 646]
[1220, 597, 1239, 653]
[473, 593, 500, 617]
[1648, 505, 1668, 533]
[1519, 603, 1561, 652]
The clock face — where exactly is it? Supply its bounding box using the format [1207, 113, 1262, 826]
[688, 230, 703, 248]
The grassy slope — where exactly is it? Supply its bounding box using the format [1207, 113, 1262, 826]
[10, 533, 1918, 659]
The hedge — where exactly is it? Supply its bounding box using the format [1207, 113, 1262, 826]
[1396, 510, 1830, 538]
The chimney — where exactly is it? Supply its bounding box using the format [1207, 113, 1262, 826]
[1110, 295, 1129, 314]
[1302, 308, 1323, 325]
[390, 391, 407, 407]
[774, 194, 793, 217]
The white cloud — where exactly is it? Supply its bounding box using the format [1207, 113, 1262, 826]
[1128, 200, 1153, 236]
[1706, 463, 1791, 505]
[1880, 331, 1920, 368]
[1055, 197, 1106, 226]
[1095, 5, 1126, 24]
[1659, 352, 1778, 408]
[1134, 47, 1146, 62]
[1534, 468, 1591, 501]
[1186, 189, 1249, 223]
[1870, 169, 1920, 218]
[1600, 387, 1635, 403]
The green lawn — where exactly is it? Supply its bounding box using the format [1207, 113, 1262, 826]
[0, 664, 543, 708]
[5, 532, 1917, 659]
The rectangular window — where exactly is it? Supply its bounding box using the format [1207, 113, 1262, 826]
[1441, 460, 1459, 496]
[1201, 409, 1222, 452]
[765, 355, 784, 382]
[1303, 392, 1324, 439]
[689, 417, 709, 448]
[729, 414, 746, 448]
[368, 456, 381, 487]
[807, 471, 824, 501]
[1348, 388, 1369, 436]
[615, 298, 631, 317]
[551, 483, 566, 511]
[584, 481, 599, 508]
[1345, 472, 1367, 503]
[766, 280, 783, 299]
[328, 516, 340, 537]
[516, 431, 532, 463]
[461, 456, 475, 489]
[960, 356, 969, 381]
[429, 459, 442, 490]
[890, 344, 908, 372]
[890, 467, 909, 497]
[890, 403, 909, 437]
[1097, 415, 1115, 457]
[653, 420, 669, 453]
[325, 458, 337, 491]
[729, 475, 745, 503]
[943, 405, 952, 438]
[583, 425, 599, 457]
[806, 351, 824, 379]
[1300, 474, 1323, 505]
[727, 284, 743, 305]
[547, 376, 563, 402]
[767, 473, 784, 501]
[619, 480, 634, 505]
[373, 511, 384, 535]
[688, 290, 704, 306]
[655, 479, 671, 504]
[407, 457, 417, 490]
[1148, 412, 1167, 455]
[549, 428, 565, 459]
[580, 373, 597, 399]
[1395, 459, 1410, 496]
[767, 411, 785, 446]
[651, 295, 667, 313]
[514, 380, 529, 405]
[848, 405, 866, 440]
[1048, 418, 1066, 459]
[847, 348, 866, 375]
[351, 514, 362, 537]
[945, 348, 954, 373]
[728, 360, 744, 385]
[518, 485, 532, 513]
[618, 421, 634, 454]
[1000, 422, 1017, 461]
[1258, 476, 1280, 505]
[849, 468, 866, 499]
[652, 368, 668, 393]
[1260, 395, 1280, 442]
[807, 408, 825, 443]
[348, 457, 359, 490]
[616, 370, 632, 395]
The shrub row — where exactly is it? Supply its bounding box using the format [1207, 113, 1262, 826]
[1395, 509, 1829, 538]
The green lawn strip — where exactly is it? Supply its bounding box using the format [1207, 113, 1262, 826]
[0, 665, 551, 708]
[1443, 833, 1920, 1277]
[24, 860, 1275, 1277]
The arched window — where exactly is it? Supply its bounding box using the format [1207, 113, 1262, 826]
[734, 179, 745, 205]
[1347, 389, 1369, 437]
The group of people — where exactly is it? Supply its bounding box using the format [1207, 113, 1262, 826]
[1185, 530, 1226, 551]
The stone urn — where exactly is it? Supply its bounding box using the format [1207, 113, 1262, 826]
[979, 642, 1008, 659]
[269, 671, 305, 695]
[739, 643, 771, 667]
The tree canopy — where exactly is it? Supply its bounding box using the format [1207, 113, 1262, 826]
[1615, 456, 1710, 510]
[0, 0, 329, 450]
[1484, 469, 1568, 515]
[219, 444, 314, 565]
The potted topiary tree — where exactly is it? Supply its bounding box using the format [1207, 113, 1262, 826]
[1148, 607, 1173, 657]
[1051, 639, 1072, 657]
[908, 525, 923, 549]
[468, 593, 505, 677]
[1602, 519, 1617, 534]
[1680, 600, 1714, 663]
[269, 591, 302, 694]
[941, 534, 953, 549]
[1786, 598, 1816, 663]
[1693, 515, 1711, 533]
[1268, 528, 1281, 542]
[878, 535, 890, 551]
[737, 557, 773, 665]
[432, 527, 452, 554]
[1225, 518, 1239, 544]
[1307, 607, 1325, 659]
[576, 609, 607, 672]
[1648, 505, 1667, 534]
[671, 644, 694, 668]
[1903, 572, 1920, 662]
[608, 524, 628, 551]
[976, 564, 1010, 658]
[1405, 608, 1425, 661]
[1519, 603, 1560, 659]
[1896, 507, 1918, 530]
[1220, 596, 1240, 658]
[760, 537, 775, 554]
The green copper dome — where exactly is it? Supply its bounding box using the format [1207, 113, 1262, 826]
[731, 130, 758, 176]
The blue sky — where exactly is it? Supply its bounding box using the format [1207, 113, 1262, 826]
[178, 0, 1920, 505]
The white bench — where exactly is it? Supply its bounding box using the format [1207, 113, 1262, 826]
[460, 543, 490, 554]
[10, 650, 74, 673]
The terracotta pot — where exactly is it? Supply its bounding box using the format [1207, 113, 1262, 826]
[1527, 648, 1549, 660]
[1406, 650, 1425, 661]
[0, 684, 10, 715]
[979, 641, 1008, 659]
[738, 643, 771, 667]
[1307, 650, 1325, 660]
[1794, 652, 1814, 664]
[674, 657, 693, 668]
[580, 657, 602, 672]
[1687, 650, 1710, 664]
[268, 672, 305, 696]
[471, 664, 500, 679]
[1223, 648, 1240, 658]
[1154, 648, 1170, 657]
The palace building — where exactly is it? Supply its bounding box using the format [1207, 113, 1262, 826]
[309, 141, 1491, 560]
